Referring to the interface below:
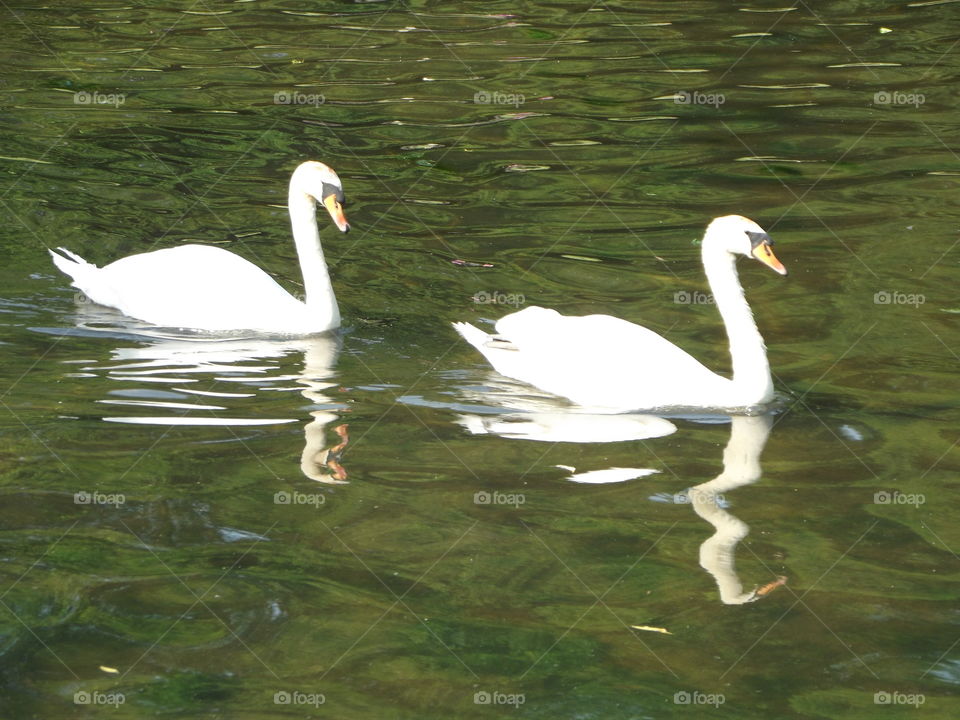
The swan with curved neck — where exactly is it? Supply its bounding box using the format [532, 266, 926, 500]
[50, 161, 349, 334]
[453, 215, 787, 411]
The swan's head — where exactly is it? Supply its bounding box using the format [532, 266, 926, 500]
[706, 215, 787, 276]
[291, 161, 350, 233]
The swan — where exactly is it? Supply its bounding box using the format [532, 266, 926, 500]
[49, 161, 349, 334]
[453, 215, 787, 412]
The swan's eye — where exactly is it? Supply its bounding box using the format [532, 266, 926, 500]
[746, 230, 772, 249]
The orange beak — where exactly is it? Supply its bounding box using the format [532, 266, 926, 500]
[751, 241, 787, 276]
[322, 194, 350, 233]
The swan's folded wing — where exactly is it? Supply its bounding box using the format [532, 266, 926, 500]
[489, 307, 725, 409]
[98, 245, 303, 329]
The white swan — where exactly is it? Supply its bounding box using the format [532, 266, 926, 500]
[50, 161, 349, 334]
[453, 215, 787, 411]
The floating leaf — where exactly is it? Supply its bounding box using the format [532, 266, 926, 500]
[631, 625, 672, 635]
[505, 164, 551, 172]
[451, 259, 494, 268]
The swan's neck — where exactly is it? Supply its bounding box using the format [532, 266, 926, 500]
[288, 189, 340, 330]
[702, 245, 773, 402]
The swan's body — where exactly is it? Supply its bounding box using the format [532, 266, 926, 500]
[50, 161, 349, 334]
[453, 215, 787, 412]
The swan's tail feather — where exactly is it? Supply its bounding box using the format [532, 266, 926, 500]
[452, 321, 491, 352]
[55, 247, 90, 265]
[49, 247, 97, 281]
[49, 247, 109, 307]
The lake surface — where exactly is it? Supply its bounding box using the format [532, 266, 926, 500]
[2, 1, 960, 717]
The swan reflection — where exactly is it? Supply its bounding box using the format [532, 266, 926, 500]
[686, 414, 778, 604]
[454, 376, 783, 604]
[51, 303, 350, 483]
[452, 373, 677, 442]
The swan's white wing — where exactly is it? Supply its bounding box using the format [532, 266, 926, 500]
[65, 245, 304, 331]
[457, 306, 729, 410]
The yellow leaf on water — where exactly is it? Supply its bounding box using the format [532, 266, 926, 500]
[630, 625, 672, 635]
[99, 665, 119, 674]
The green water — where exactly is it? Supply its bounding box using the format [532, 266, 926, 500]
[2, 1, 960, 717]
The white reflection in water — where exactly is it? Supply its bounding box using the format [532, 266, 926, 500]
[44, 302, 350, 483]
[449, 372, 784, 605]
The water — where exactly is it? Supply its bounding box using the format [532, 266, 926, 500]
[2, 1, 960, 717]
